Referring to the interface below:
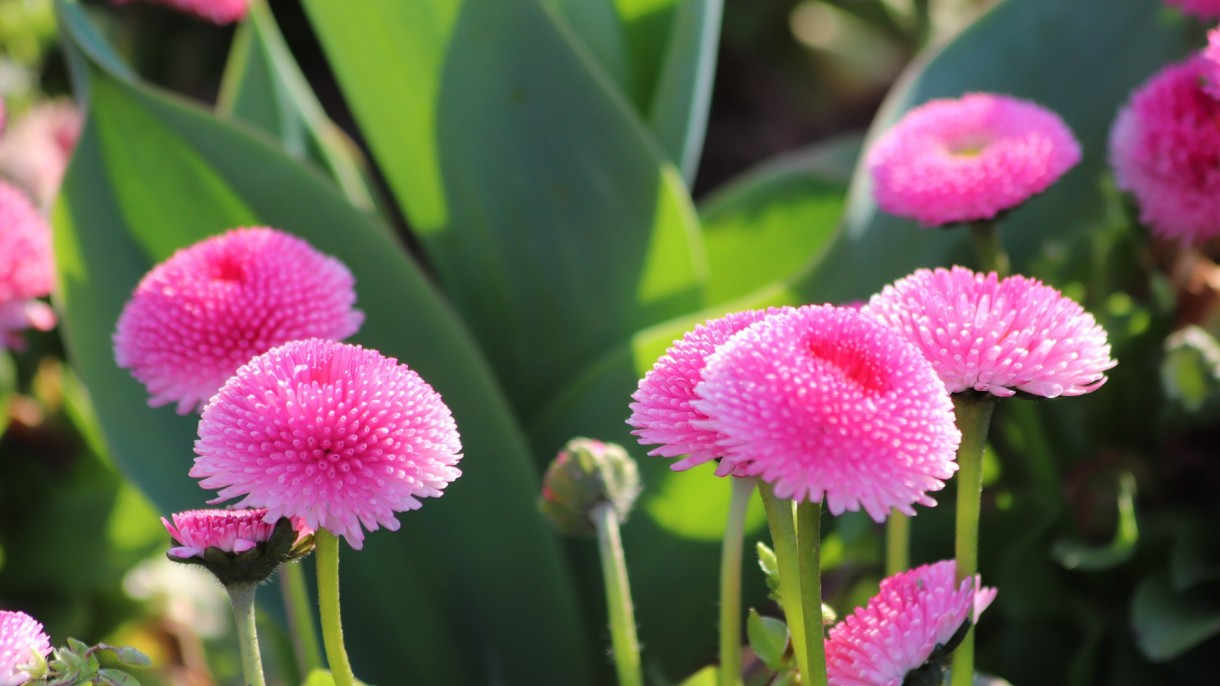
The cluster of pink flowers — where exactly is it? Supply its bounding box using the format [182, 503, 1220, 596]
[0, 101, 82, 211]
[0, 611, 50, 686]
[867, 93, 1080, 227]
[825, 561, 996, 685]
[0, 181, 56, 351]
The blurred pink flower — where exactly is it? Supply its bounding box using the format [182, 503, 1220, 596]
[113, 227, 364, 414]
[864, 266, 1115, 398]
[111, 0, 249, 24]
[627, 308, 789, 471]
[192, 339, 463, 550]
[692, 305, 960, 521]
[867, 93, 1080, 226]
[825, 560, 996, 686]
[1165, 0, 1220, 18]
[1110, 56, 1220, 245]
[0, 101, 81, 211]
[0, 611, 51, 686]
[0, 180, 55, 351]
[163, 507, 302, 559]
[1204, 27, 1220, 100]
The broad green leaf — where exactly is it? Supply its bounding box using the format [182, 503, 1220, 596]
[53, 4, 590, 684]
[302, 0, 706, 416]
[648, 0, 723, 183]
[543, 0, 631, 94]
[795, 0, 1190, 304]
[747, 608, 789, 670]
[698, 136, 859, 304]
[613, 0, 680, 110]
[1131, 571, 1220, 662]
[216, 2, 377, 212]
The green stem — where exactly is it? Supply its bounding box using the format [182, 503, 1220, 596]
[226, 583, 266, 686]
[315, 529, 356, 686]
[950, 393, 997, 686]
[594, 504, 643, 686]
[968, 220, 1010, 276]
[759, 484, 813, 685]
[279, 562, 323, 676]
[885, 509, 911, 576]
[794, 501, 827, 686]
[719, 477, 755, 686]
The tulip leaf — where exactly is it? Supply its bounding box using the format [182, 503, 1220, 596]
[52, 3, 590, 684]
[1131, 570, 1220, 662]
[301, 0, 706, 416]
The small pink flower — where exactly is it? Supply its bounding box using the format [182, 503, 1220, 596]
[162, 508, 304, 559]
[627, 308, 789, 471]
[692, 305, 961, 521]
[1110, 56, 1220, 245]
[0, 180, 55, 351]
[0, 100, 81, 210]
[865, 266, 1115, 398]
[825, 560, 997, 686]
[1165, 0, 1220, 18]
[114, 227, 364, 414]
[192, 339, 463, 550]
[867, 92, 1080, 226]
[110, 0, 249, 24]
[0, 611, 51, 686]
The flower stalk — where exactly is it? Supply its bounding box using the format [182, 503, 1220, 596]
[594, 502, 643, 686]
[315, 529, 357, 686]
[950, 393, 998, 686]
[885, 509, 911, 576]
[719, 477, 755, 686]
[968, 219, 1010, 276]
[226, 582, 266, 686]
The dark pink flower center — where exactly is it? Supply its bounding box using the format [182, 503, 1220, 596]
[808, 337, 888, 394]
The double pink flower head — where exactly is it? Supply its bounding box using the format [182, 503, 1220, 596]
[867, 93, 1080, 227]
[630, 304, 961, 521]
[0, 611, 50, 686]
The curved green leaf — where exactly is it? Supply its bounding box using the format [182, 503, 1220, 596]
[796, 0, 1190, 304]
[544, 0, 631, 95]
[52, 3, 590, 684]
[613, 0, 680, 110]
[1132, 571, 1220, 662]
[699, 135, 859, 304]
[216, 2, 377, 213]
[648, 0, 722, 184]
[302, 0, 706, 416]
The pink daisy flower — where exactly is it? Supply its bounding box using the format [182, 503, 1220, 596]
[1110, 56, 1220, 245]
[0, 611, 51, 686]
[192, 339, 463, 550]
[0, 180, 55, 351]
[162, 507, 306, 559]
[867, 92, 1081, 226]
[627, 308, 789, 471]
[110, 0, 249, 24]
[0, 100, 81, 210]
[692, 305, 961, 521]
[864, 266, 1115, 398]
[1165, 0, 1220, 18]
[113, 227, 364, 414]
[825, 560, 997, 686]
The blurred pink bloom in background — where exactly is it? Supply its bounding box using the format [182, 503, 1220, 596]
[1110, 56, 1220, 246]
[0, 101, 81, 211]
[113, 227, 364, 414]
[825, 560, 996, 686]
[628, 307, 789, 471]
[111, 0, 249, 25]
[864, 266, 1115, 398]
[691, 305, 960, 521]
[0, 610, 51, 686]
[1165, 0, 1220, 18]
[193, 339, 463, 550]
[0, 180, 55, 351]
[867, 92, 1080, 226]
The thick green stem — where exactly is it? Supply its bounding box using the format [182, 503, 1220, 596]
[969, 220, 1010, 276]
[885, 509, 911, 576]
[719, 477, 755, 686]
[760, 484, 824, 685]
[315, 529, 356, 686]
[594, 504, 643, 686]
[279, 562, 323, 676]
[794, 501, 827, 686]
[226, 583, 266, 686]
[950, 394, 997, 686]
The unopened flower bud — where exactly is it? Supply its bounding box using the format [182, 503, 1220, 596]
[538, 438, 641, 536]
